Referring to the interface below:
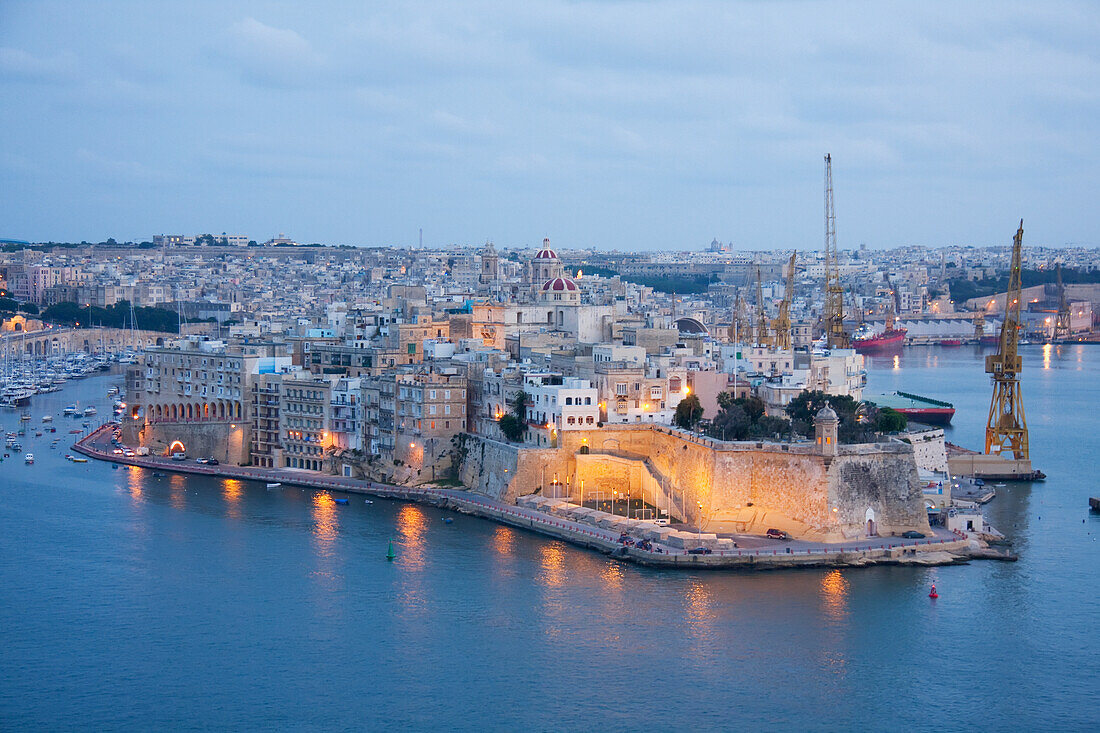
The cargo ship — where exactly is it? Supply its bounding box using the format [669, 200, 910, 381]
[866, 391, 955, 426]
[852, 323, 907, 353]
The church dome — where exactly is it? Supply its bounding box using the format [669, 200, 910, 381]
[542, 277, 578, 292]
[533, 238, 558, 259]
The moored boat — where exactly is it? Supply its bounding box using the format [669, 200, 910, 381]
[865, 391, 955, 425]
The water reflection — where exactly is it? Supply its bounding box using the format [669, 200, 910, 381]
[819, 570, 849, 622]
[892, 354, 900, 370]
[222, 479, 243, 521]
[1042, 343, 1052, 370]
[126, 467, 143, 501]
[817, 570, 850, 677]
[538, 542, 566, 588]
[311, 493, 339, 557]
[395, 504, 427, 570]
[491, 525, 514, 556]
[169, 474, 186, 510]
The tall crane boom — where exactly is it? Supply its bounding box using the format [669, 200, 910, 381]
[771, 251, 796, 350]
[755, 265, 770, 347]
[823, 154, 849, 349]
[1054, 263, 1071, 340]
[984, 220, 1029, 459]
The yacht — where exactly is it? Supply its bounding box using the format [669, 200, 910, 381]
[24, 453, 34, 464]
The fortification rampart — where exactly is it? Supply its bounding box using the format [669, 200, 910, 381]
[456, 424, 929, 542]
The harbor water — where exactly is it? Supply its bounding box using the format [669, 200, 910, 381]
[2, 345, 1098, 730]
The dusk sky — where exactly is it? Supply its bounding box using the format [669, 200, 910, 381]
[2, 1, 1097, 250]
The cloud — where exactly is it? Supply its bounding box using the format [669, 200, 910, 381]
[0, 47, 79, 83]
[218, 17, 325, 88]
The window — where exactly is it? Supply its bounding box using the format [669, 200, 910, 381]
[585, 416, 594, 424]
[615, 383, 628, 396]
[408, 343, 416, 355]
[430, 390, 436, 399]
[567, 416, 576, 425]
[650, 386, 662, 399]
[585, 397, 592, 405]
[565, 397, 572, 405]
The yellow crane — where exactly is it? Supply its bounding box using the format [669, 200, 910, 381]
[771, 251, 796, 350]
[985, 220, 1029, 459]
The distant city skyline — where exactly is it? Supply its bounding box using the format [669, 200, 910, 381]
[2, 1, 1098, 250]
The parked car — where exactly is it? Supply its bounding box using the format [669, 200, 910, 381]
[766, 528, 793, 540]
[687, 547, 713, 555]
[195, 457, 209, 464]
[901, 530, 926, 539]
[171, 452, 187, 461]
[123, 449, 135, 457]
[206, 458, 219, 465]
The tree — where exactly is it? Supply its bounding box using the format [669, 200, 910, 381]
[874, 407, 907, 433]
[673, 394, 704, 430]
[708, 401, 750, 441]
[498, 414, 524, 442]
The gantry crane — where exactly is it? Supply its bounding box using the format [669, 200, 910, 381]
[823, 154, 849, 349]
[771, 251, 796, 350]
[1054, 263, 1071, 340]
[985, 220, 1029, 459]
[755, 265, 770, 347]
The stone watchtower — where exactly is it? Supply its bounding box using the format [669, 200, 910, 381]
[814, 405, 839, 459]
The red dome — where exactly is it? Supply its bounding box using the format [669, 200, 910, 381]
[534, 237, 558, 259]
[542, 277, 577, 291]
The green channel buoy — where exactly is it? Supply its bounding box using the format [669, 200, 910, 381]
[386, 540, 396, 561]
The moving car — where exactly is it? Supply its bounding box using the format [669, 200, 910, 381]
[687, 547, 713, 555]
[766, 528, 792, 540]
[900, 530, 926, 539]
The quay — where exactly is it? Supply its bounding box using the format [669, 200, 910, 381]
[73, 424, 1010, 569]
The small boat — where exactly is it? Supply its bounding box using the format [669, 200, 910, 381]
[442, 517, 454, 524]
[152, 472, 165, 477]
[63, 405, 77, 416]
[333, 497, 349, 505]
[266, 482, 283, 490]
[83, 407, 96, 417]
[41, 415, 52, 423]
[364, 499, 373, 504]
[994, 483, 1007, 488]
[70, 456, 87, 463]
[69, 429, 82, 434]
[24, 453, 34, 464]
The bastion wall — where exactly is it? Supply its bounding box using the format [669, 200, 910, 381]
[457, 425, 929, 541]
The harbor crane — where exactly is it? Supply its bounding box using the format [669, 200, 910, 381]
[1054, 263, 1071, 340]
[985, 220, 1029, 460]
[755, 266, 770, 347]
[771, 251, 796, 350]
[823, 154, 849, 349]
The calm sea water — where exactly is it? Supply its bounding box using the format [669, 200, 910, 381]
[2, 349, 1098, 731]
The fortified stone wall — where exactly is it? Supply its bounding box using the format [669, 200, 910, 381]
[140, 421, 248, 465]
[456, 424, 930, 541]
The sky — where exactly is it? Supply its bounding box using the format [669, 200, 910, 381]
[1, 1, 1098, 251]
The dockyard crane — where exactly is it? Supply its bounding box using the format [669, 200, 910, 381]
[883, 271, 901, 332]
[985, 220, 1029, 460]
[1054, 263, 1071, 340]
[823, 154, 849, 349]
[771, 251, 796, 350]
[755, 266, 770, 347]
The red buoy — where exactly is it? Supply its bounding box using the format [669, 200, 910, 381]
[929, 584, 938, 599]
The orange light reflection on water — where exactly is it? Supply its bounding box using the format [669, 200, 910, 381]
[820, 569, 849, 621]
[1042, 342, 1052, 370]
[169, 474, 186, 509]
[491, 525, 514, 556]
[126, 468, 143, 500]
[395, 504, 427, 571]
[311, 493, 339, 556]
[223, 478, 243, 520]
[538, 542, 566, 588]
